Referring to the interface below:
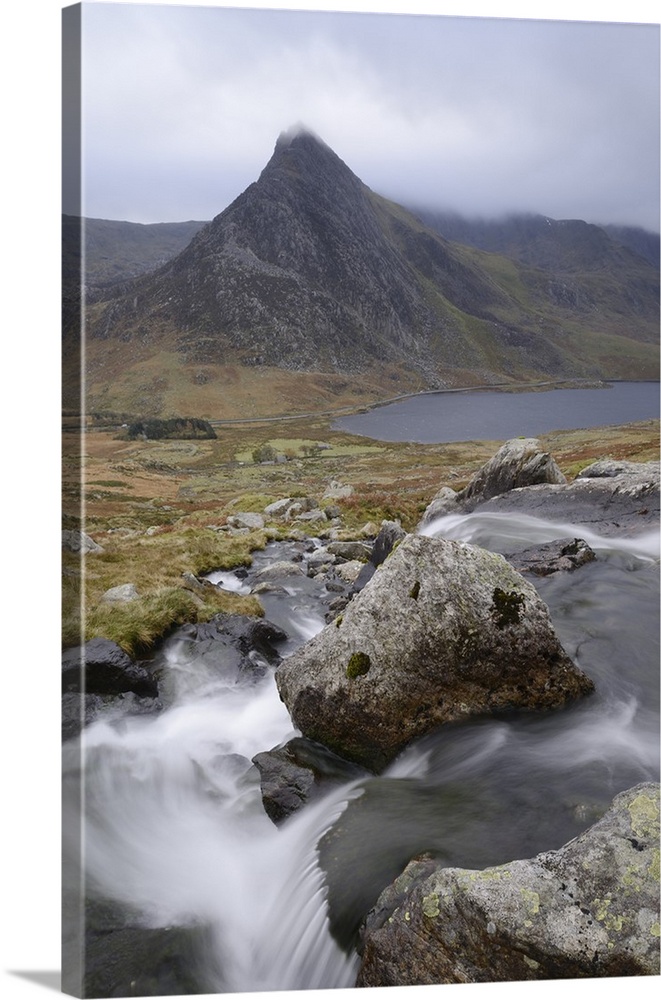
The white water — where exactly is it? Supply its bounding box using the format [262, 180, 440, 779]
[420, 509, 661, 563]
[65, 510, 660, 993]
[72, 624, 361, 992]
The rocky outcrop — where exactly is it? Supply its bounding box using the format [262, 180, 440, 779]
[477, 460, 659, 536]
[419, 443, 659, 538]
[420, 437, 566, 525]
[357, 782, 661, 985]
[275, 534, 593, 771]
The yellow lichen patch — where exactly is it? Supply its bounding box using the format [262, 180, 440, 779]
[627, 793, 659, 839]
[520, 888, 540, 915]
[523, 955, 540, 970]
[593, 898, 611, 922]
[650, 848, 660, 884]
[650, 922, 660, 938]
[422, 893, 440, 918]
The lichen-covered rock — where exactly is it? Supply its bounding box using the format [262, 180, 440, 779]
[275, 534, 593, 770]
[357, 782, 661, 985]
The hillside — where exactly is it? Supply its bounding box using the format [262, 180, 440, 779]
[69, 127, 659, 419]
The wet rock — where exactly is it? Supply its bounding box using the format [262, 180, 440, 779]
[62, 638, 159, 698]
[81, 896, 217, 998]
[253, 736, 369, 823]
[357, 782, 660, 985]
[172, 614, 286, 684]
[506, 537, 596, 576]
[276, 535, 593, 771]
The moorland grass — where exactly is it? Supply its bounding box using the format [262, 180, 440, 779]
[64, 411, 659, 656]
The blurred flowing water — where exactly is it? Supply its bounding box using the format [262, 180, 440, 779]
[62, 512, 659, 992]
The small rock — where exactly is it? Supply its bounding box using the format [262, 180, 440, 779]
[62, 529, 104, 554]
[100, 583, 139, 604]
[323, 481, 354, 500]
[228, 512, 265, 530]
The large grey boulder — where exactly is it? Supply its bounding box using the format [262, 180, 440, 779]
[420, 438, 566, 526]
[357, 782, 660, 985]
[275, 535, 593, 771]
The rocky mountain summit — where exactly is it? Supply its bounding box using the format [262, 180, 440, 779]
[79, 127, 659, 415]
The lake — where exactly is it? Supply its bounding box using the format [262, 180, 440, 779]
[333, 381, 660, 443]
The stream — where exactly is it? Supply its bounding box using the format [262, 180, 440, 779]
[62, 511, 660, 994]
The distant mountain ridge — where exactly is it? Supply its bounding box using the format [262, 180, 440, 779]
[410, 209, 660, 271]
[70, 127, 660, 418]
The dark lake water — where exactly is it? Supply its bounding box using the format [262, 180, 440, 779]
[333, 381, 660, 443]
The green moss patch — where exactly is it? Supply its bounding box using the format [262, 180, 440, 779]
[346, 651, 371, 679]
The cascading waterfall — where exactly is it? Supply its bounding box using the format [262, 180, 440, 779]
[64, 509, 660, 993]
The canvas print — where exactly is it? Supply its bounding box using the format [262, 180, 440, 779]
[61, 2, 660, 997]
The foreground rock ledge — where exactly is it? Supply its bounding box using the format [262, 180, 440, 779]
[357, 782, 661, 985]
[275, 535, 594, 770]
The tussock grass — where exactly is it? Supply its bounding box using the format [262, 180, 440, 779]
[63, 526, 268, 653]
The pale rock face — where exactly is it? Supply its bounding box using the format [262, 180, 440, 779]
[357, 782, 661, 984]
[419, 437, 565, 526]
[276, 534, 593, 771]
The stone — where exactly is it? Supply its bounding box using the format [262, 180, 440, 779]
[326, 540, 373, 562]
[264, 497, 296, 517]
[419, 438, 566, 527]
[357, 782, 660, 985]
[228, 511, 265, 530]
[100, 583, 139, 603]
[253, 560, 305, 580]
[62, 529, 104, 554]
[323, 481, 354, 500]
[477, 462, 659, 536]
[253, 737, 370, 823]
[276, 534, 593, 770]
[334, 560, 365, 583]
[62, 638, 158, 698]
[506, 537, 596, 576]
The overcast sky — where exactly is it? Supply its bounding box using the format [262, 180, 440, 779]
[71, 2, 660, 231]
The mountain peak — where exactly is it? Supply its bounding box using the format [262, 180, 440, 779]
[275, 122, 323, 149]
